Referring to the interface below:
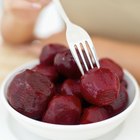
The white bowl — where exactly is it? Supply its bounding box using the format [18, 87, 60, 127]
[0, 60, 139, 140]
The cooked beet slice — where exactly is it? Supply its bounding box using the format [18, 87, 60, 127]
[32, 63, 58, 82]
[105, 83, 128, 117]
[54, 83, 62, 95]
[54, 50, 81, 79]
[80, 106, 109, 124]
[81, 68, 120, 106]
[7, 70, 54, 120]
[99, 58, 124, 81]
[61, 79, 82, 98]
[42, 95, 82, 125]
[39, 44, 67, 65]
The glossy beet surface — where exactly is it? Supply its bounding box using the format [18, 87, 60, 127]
[7, 70, 54, 120]
[99, 58, 124, 81]
[32, 63, 58, 82]
[39, 44, 67, 65]
[80, 107, 109, 124]
[105, 83, 128, 117]
[42, 95, 82, 125]
[81, 68, 120, 106]
[61, 79, 82, 98]
[54, 50, 81, 79]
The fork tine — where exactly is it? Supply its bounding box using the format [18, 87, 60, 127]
[82, 41, 94, 69]
[85, 41, 95, 67]
[69, 44, 84, 75]
[86, 40, 100, 68]
[76, 43, 89, 71]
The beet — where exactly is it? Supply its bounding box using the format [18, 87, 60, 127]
[39, 44, 67, 65]
[99, 58, 124, 81]
[42, 95, 82, 125]
[7, 70, 54, 120]
[105, 82, 128, 117]
[80, 106, 109, 124]
[32, 63, 58, 82]
[81, 68, 120, 106]
[54, 50, 81, 79]
[61, 79, 82, 98]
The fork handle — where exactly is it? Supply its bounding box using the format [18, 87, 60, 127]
[53, 0, 71, 24]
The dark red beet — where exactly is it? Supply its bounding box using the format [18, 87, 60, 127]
[54, 83, 62, 94]
[61, 79, 91, 108]
[42, 95, 82, 125]
[61, 79, 82, 98]
[105, 83, 128, 117]
[80, 107, 109, 124]
[120, 79, 128, 88]
[32, 63, 58, 82]
[39, 44, 68, 65]
[81, 68, 120, 106]
[99, 58, 124, 81]
[54, 50, 81, 79]
[7, 70, 54, 120]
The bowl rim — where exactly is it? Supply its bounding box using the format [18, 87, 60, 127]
[0, 60, 139, 130]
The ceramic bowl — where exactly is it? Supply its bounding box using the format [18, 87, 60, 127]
[0, 60, 139, 140]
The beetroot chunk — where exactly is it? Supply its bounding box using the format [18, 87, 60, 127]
[81, 68, 120, 106]
[61, 79, 82, 98]
[39, 44, 67, 65]
[32, 63, 58, 82]
[105, 83, 128, 117]
[99, 58, 124, 81]
[54, 50, 81, 79]
[7, 70, 54, 120]
[42, 95, 82, 125]
[80, 107, 109, 124]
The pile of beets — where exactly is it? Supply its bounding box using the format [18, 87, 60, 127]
[7, 44, 128, 125]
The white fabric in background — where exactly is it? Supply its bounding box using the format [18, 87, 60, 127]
[34, 2, 64, 38]
[0, 1, 64, 39]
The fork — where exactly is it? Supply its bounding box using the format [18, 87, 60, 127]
[53, 0, 100, 75]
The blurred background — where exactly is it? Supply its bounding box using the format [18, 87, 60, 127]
[0, 0, 140, 84]
[0, 0, 64, 42]
[0, 0, 3, 44]
[0, 0, 3, 11]
[0, 0, 140, 43]
[0, 0, 64, 83]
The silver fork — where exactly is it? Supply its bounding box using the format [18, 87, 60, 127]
[53, 0, 100, 75]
